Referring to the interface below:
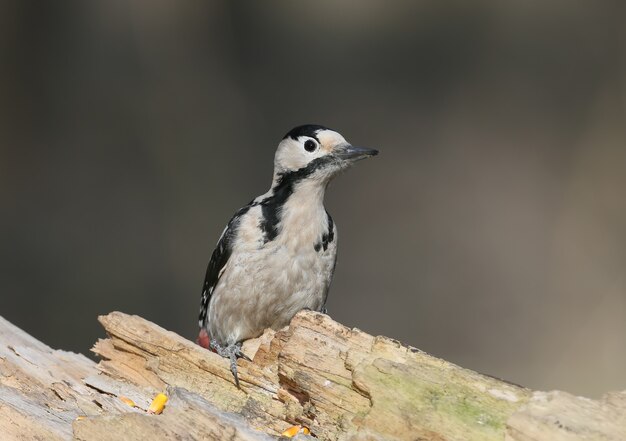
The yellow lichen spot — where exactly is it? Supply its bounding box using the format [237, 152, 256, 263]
[75, 416, 86, 421]
[119, 396, 136, 407]
[148, 393, 168, 414]
[281, 425, 301, 437]
[281, 425, 310, 437]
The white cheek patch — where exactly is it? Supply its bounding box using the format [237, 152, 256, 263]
[275, 139, 309, 171]
[284, 145, 309, 170]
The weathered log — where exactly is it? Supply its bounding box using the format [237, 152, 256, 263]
[91, 311, 531, 440]
[0, 312, 625, 440]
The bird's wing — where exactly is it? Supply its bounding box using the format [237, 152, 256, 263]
[198, 205, 252, 328]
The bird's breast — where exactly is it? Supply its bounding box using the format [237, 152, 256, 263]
[208, 207, 337, 345]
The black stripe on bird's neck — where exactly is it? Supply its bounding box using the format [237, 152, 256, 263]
[259, 156, 333, 243]
[314, 212, 335, 252]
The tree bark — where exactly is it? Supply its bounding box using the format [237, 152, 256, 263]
[0, 312, 624, 440]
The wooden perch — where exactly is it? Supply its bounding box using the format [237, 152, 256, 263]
[1, 312, 625, 440]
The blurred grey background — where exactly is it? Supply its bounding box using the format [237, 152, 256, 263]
[1, 1, 625, 398]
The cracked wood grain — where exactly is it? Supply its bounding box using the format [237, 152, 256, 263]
[1, 312, 625, 440]
[92, 311, 531, 440]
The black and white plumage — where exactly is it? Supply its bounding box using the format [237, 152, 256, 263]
[197, 125, 377, 386]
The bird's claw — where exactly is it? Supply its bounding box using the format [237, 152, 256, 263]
[210, 341, 249, 388]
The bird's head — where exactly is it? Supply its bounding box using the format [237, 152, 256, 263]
[273, 125, 378, 185]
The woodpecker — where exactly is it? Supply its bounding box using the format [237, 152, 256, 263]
[198, 124, 378, 386]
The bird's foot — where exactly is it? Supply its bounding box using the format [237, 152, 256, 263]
[209, 340, 250, 388]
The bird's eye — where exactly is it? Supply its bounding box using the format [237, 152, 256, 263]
[304, 139, 317, 152]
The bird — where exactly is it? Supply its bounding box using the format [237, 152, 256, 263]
[197, 124, 378, 387]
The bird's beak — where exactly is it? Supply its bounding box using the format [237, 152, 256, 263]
[334, 144, 379, 162]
